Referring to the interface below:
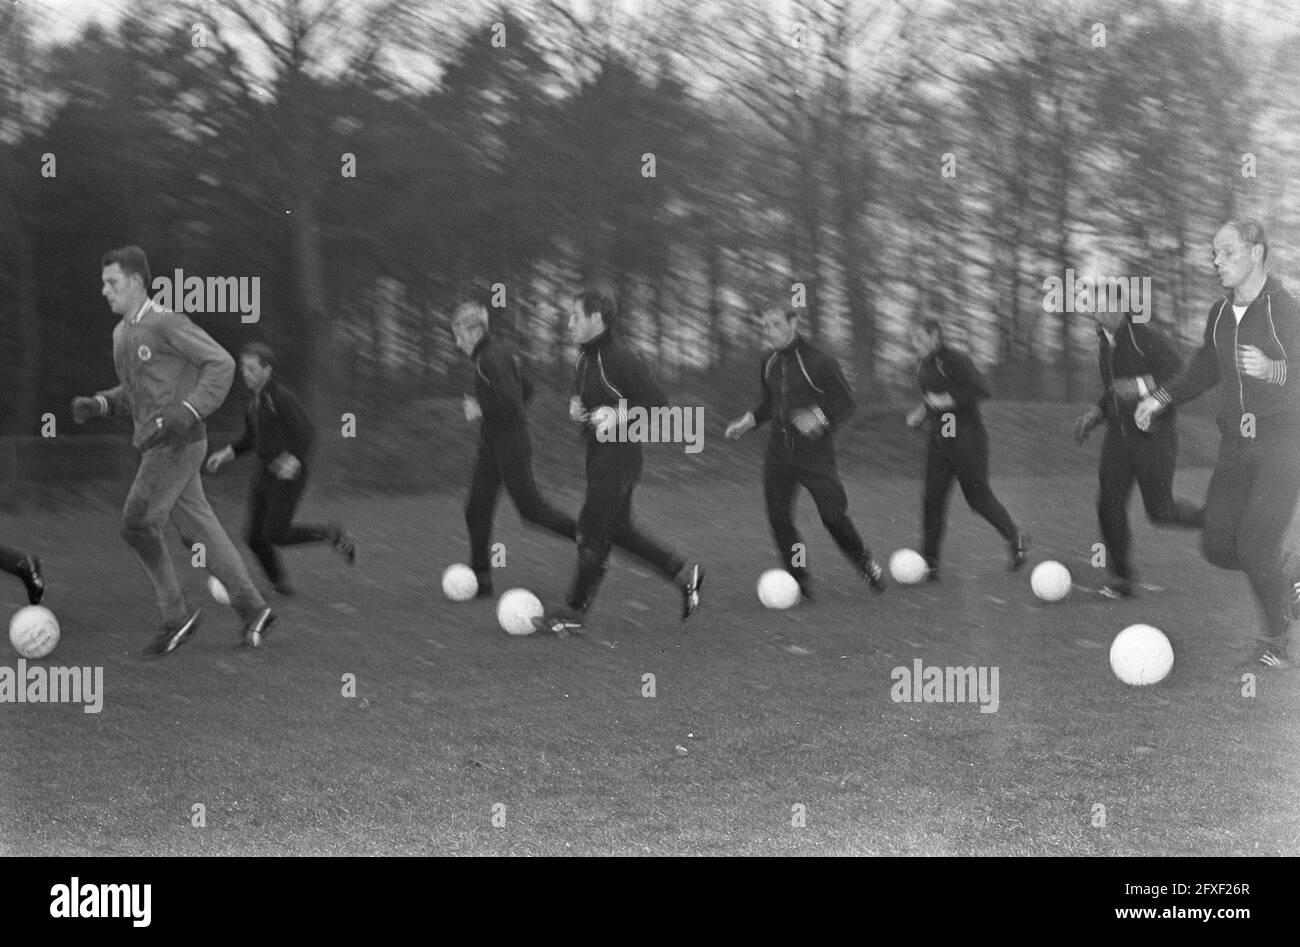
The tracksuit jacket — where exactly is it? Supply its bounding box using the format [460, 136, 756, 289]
[470, 334, 534, 435]
[96, 300, 235, 451]
[574, 329, 666, 461]
[230, 378, 316, 467]
[1094, 318, 1184, 436]
[751, 334, 854, 451]
[1155, 275, 1300, 437]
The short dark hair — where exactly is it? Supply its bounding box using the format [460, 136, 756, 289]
[575, 287, 618, 329]
[101, 245, 151, 289]
[1223, 218, 1268, 264]
[240, 341, 276, 369]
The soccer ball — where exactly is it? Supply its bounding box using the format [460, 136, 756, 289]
[757, 569, 800, 609]
[496, 588, 543, 636]
[1110, 623, 1174, 685]
[889, 549, 928, 585]
[9, 605, 60, 659]
[1030, 560, 1071, 602]
[441, 564, 478, 602]
[207, 575, 231, 606]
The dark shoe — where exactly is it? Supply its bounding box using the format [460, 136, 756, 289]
[681, 563, 704, 621]
[926, 565, 940, 583]
[475, 579, 495, 600]
[1099, 579, 1134, 600]
[146, 607, 202, 656]
[331, 524, 356, 565]
[242, 607, 277, 649]
[532, 611, 584, 637]
[864, 558, 887, 593]
[18, 555, 44, 606]
[1009, 532, 1031, 571]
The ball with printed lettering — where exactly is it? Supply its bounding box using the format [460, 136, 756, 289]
[1110, 623, 1174, 686]
[207, 575, 231, 606]
[441, 564, 478, 602]
[497, 588, 543, 636]
[9, 605, 60, 659]
[1030, 561, 1071, 602]
[889, 549, 928, 585]
[757, 569, 800, 609]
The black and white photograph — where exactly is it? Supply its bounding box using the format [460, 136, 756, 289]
[0, 0, 1296, 894]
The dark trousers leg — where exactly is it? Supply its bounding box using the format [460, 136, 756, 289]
[1233, 441, 1300, 642]
[1200, 439, 1249, 572]
[0, 543, 31, 577]
[464, 441, 503, 580]
[922, 443, 956, 566]
[1097, 427, 1139, 581]
[1135, 423, 1204, 529]
[952, 428, 1018, 541]
[496, 433, 577, 542]
[265, 469, 331, 547]
[566, 457, 685, 614]
[608, 489, 685, 583]
[764, 449, 805, 582]
[796, 452, 869, 569]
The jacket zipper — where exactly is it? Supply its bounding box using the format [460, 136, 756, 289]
[1107, 338, 1125, 434]
[781, 355, 791, 450]
[1232, 306, 1245, 430]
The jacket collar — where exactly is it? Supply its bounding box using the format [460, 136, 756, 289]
[1227, 273, 1285, 306]
[580, 328, 614, 355]
[772, 332, 803, 356]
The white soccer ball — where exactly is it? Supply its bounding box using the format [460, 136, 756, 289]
[441, 564, 478, 602]
[1110, 623, 1174, 686]
[1030, 560, 1071, 602]
[757, 569, 800, 609]
[889, 548, 928, 585]
[497, 588, 543, 636]
[9, 605, 60, 659]
[207, 575, 231, 606]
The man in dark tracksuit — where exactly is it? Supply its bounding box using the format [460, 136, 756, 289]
[534, 289, 703, 634]
[905, 320, 1027, 577]
[1074, 310, 1203, 598]
[1136, 220, 1300, 668]
[452, 302, 576, 597]
[1, 544, 44, 605]
[726, 304, 886, 600]
[206, 342, 355, 595]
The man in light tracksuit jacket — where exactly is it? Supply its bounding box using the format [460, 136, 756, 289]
[72, 245, 274, 655]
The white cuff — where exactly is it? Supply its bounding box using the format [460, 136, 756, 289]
[182, 400, 202, 420]
[95, 394, 108, 415]
[812, 406, 829, 427]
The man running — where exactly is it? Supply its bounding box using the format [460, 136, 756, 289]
[534, 288, 704, 634]
[1136, 220, 1300, 669]
[452, 301, 576, 598]
[72, 245, 275, 653]
[205, 342, 355, 596]
[726, 301, 886, 600]
[1074, 307, 1203, 598]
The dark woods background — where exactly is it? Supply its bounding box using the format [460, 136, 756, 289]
[2, 0, 1298, 494]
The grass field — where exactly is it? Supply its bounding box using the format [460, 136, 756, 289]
[2, 403, 1298, 856]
